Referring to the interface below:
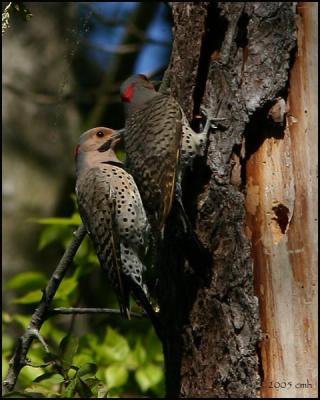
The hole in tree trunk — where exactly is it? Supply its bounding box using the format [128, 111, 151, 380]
[272, 203, 289, 234]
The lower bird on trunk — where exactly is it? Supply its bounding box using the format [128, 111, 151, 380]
[74, 127, 163, 340]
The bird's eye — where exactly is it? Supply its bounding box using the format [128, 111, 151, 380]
[96, 131, 104, 138]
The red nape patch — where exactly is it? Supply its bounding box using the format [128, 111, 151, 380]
[74, 144, 80, 160]
[121, 83, 135, 102]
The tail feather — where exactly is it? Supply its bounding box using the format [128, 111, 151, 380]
[128, 278, 164, 342]
[118, 295, 131, 320]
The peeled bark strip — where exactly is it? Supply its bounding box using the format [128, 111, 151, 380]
[159, 2, 298, 397]
[246, 2, 318, 397]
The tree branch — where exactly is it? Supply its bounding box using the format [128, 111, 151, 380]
[2, 225, 87, 395]
[48, 307, 145, 319]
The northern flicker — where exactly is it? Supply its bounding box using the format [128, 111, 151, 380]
[119, 74, 219, 236]
[74, 127, 162, 336]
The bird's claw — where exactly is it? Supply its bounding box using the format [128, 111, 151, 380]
[200, 106, 226, 130]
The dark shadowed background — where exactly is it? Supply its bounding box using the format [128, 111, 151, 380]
[3, 2, 172, 396]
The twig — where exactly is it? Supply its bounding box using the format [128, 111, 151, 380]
[2, 225, 87, 395]
[25, 360, 52, 369]
[48, 307, 145, 318]
[82, 39, 141, 55]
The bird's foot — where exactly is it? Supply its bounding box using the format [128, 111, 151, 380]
[200, 106, 227, 132]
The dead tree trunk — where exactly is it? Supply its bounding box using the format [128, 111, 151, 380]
[157, 2, 302, 397]
[245, 3, 318, 398]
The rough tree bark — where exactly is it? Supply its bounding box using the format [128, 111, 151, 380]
[157, 2, 306, 397]
[245, 2, 318, 398]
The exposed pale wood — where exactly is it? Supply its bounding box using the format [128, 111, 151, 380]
[159, 2, 297, 397]
[245, 2, 318, 397]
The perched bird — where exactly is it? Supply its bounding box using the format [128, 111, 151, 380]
[119, 74, 218, 236]
[74, 127, 161, 336]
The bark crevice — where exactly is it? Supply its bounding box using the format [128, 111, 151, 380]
[192, 2, 229, 126]
[158, 2, 297, 397]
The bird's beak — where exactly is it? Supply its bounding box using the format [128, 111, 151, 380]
[110, 129, 125, 147]
[111, 129, 125, 139]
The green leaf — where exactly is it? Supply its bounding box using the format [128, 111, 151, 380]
[105, 364, 128, 390]
[76, 376, 94, 398]
[33, 372, 65, 384]
[3, 391, 34, 398]
[78, 363, 97, 378]
[12, 314, 31, 329]
[19, 365, 45, 386]
[135, 363, 163, 392]
[145, 328, 164, 362]
[37, 220, 82, 251]
[96, 382, 108, 398]
[13, 289, 42, 304]
[41, 320, 65, 345]
[25, 384, 60, 397]
[29, 216, 81, 226]
[2, 311, 12, 323]
[54, 277, 78, 302]
[25, 343, 49, 365]
[2, 334, 14, 352]
[37, 225, 69, 251]
[73, 259, 97, 279]
[70, 194, 78, 210]
[81, 377, 100, 387]
[88, 252, 99, 264]
[59, 334, 79, 373]
[2, 356, 8, 380]
[132, 340, 147, 366]
[73, 352, 94, 368]
[115, 148, 126, 163]
[101, 327, 130, 363]
[83, 379, 107, 398]
[42, 351, 60, 364]
[106, 387, 121, 398]
[65, 378, 77, 398]
[79, 333, 99, 352]
[6, 272, 47, 291]
[73, 235, 90, 259]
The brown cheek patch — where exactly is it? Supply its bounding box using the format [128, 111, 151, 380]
[98, 139, 112, 152]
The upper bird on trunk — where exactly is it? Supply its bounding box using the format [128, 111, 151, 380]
[119, 74, 217, 239]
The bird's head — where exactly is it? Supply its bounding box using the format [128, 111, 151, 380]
[120, 74, 157, 110]
[75, 127, 122, 173]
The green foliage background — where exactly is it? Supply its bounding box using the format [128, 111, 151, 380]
[3, 3, 172, 397]
[3, 200, 164, 398]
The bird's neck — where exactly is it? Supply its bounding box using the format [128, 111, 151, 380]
[126, 87, 158, 114]
[76, 149, 122, 175]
